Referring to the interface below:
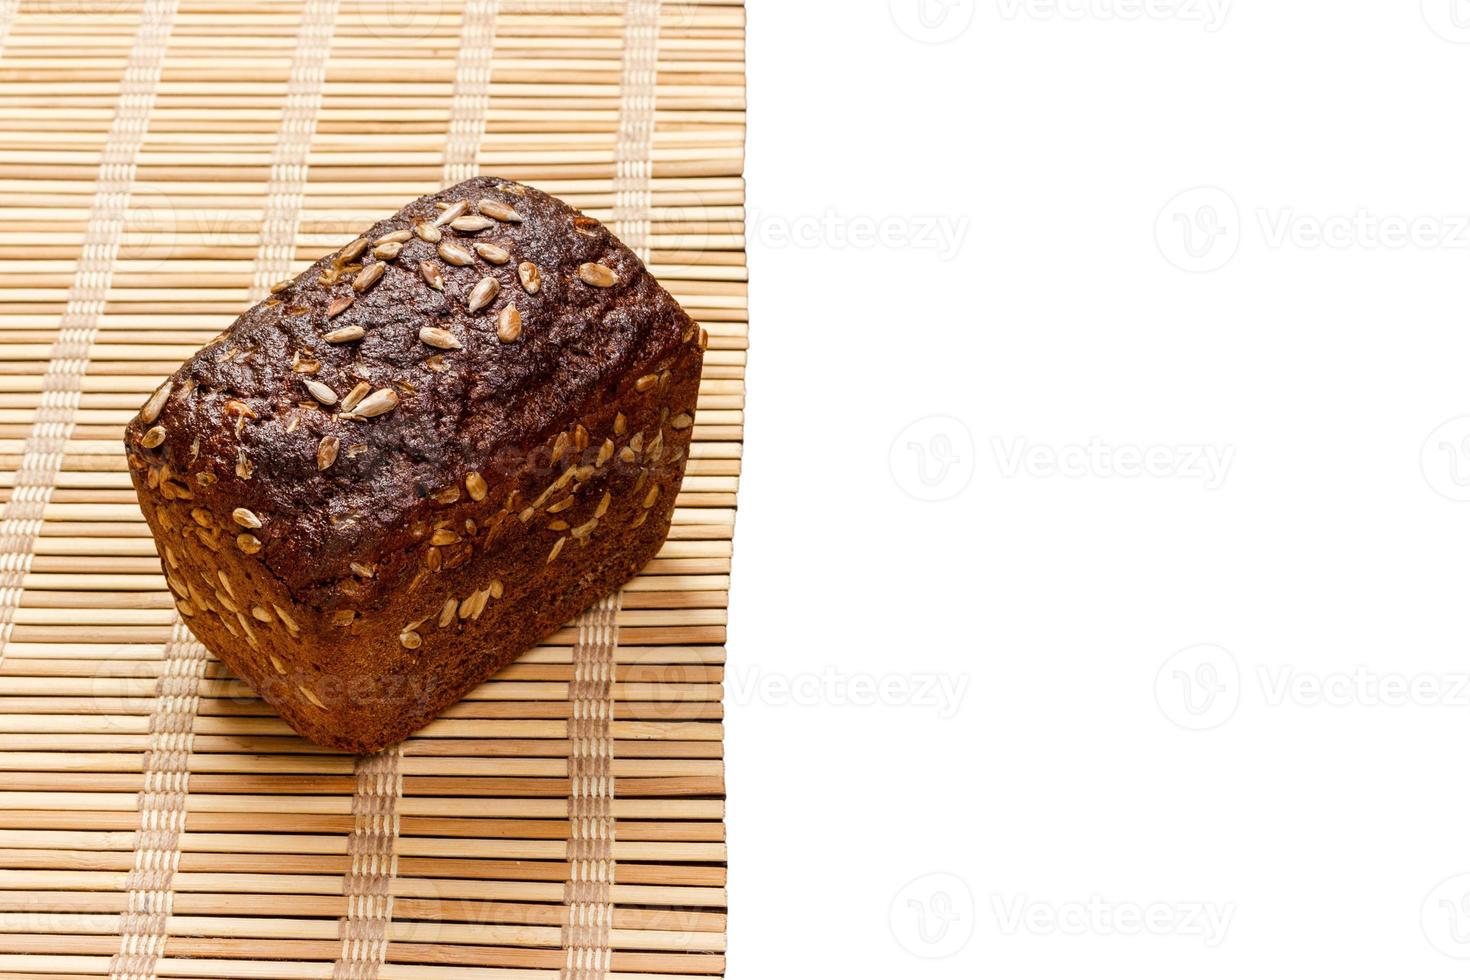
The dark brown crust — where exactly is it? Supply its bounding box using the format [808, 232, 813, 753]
[124, 177, 704, 753]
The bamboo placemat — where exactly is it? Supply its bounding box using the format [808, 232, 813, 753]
[0, 1, 743, 976]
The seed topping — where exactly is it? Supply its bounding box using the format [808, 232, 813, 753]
[372, 241, 403, 261]
[327, 296, 353, 318]
[376, 229, 412, 245]
[434, 200, 469, 227]
[437, 240, 474, 266]
[419, 261, 444, 291]
[473, 242, 511, 264]
[578, 262, 618, 287]
[466, 471, 487, 501]
[140, 381, 173, 423]
[451, 214, 493, 233]
[478, 199, 524, 222]
[232, 507, 262, 529]
[141, 425, 167, 449]
[497, 304, 522, 342]
[419, 326, 462, 350]
[324, 324, 365, 343]
[317, 435, 340, 470]
[353, 262, 384, 293]
[352, 388, 399, 418]
[467, 275, 499, 313]
[518, 261, 540, 294]
[414, 221, 442, 243]
[304, 379, 337, 405]
[337, 238, 370, 265]
[340, 381, 371, 413]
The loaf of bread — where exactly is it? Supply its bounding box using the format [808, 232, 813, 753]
[125, 177, 704, 752]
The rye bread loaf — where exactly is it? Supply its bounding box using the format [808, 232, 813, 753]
[124, 177, 704, 753]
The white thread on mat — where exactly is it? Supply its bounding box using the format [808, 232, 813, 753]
[334, 748, 404, 980]
[0, 0, 177, 675]
[564, 592, 622, 979]
[332, 7, 505, 975]
[110, 621, 207, 980]
[112, 2, 340, 975]
[330, 7, 501, 976]
[250, 0, 341, 300]
[611, 0, 662, 262]
[442, 0, 499, 185]
[564, 7, 662, 974]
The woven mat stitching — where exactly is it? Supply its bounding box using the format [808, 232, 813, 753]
[95, 7, 192, 974]
[109, 621, 206, 980]
[442, 0, 498, 186]
[334, 749, 403, 980]
[112, 3, 339, 975]
[0, 0, 176, 673]
[565, 593, 621, 978]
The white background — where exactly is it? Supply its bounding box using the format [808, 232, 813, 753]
[732, 0, 1470, 975]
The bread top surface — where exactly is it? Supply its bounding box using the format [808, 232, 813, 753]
[129, 177, 695, 606]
